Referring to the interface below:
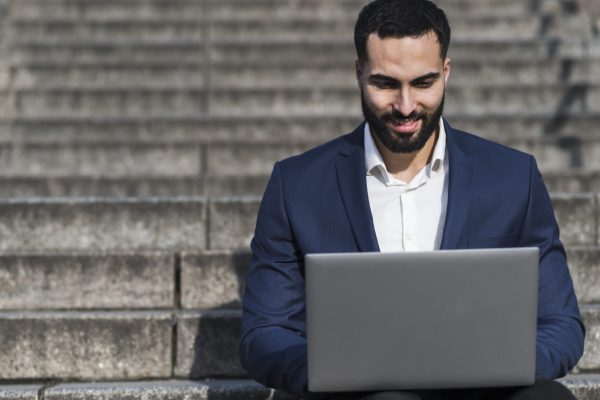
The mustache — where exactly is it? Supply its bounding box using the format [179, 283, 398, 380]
[383, 109, 426, 124]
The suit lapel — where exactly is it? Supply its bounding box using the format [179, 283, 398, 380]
[335, 125, 380, 252]
[440, 121, 473, 249]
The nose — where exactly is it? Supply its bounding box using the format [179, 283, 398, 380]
[392, 87, 416, 117]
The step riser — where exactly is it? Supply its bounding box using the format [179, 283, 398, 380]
[13, 67, 205, 88]
[7, 116, 600, 143]
[1, 308, 597, 380]
[0, 246, 598, 311]
[12, 61, 598, 88]
[0, 313, 172, 379]
[0, 255, 174, 310]
[44, 381, 290, 400]
[0, 174, 595, 197]
[0, 176, 265, 197]
[9, 86, 600, 116]
[0, 144, 201, 177]
[0, 200, 207, 252]
[14, 41, 597, 65]
[9, 19, 541, 42]
[10, 0, 530, 20]
[0, 139, 599, 176]
[0, 195, 589, 252]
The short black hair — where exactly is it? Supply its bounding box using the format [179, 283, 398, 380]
[354, 0, 451, 65]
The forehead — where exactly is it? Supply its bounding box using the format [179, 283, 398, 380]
[364, 32, 443, 78]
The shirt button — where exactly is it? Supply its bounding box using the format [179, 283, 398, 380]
[405, 233, 412, 241]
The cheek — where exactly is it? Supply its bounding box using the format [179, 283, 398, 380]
[419, 87, 445, 110]
[364, 89, 394, 111]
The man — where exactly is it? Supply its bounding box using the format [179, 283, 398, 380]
[239, 0, 585, 399]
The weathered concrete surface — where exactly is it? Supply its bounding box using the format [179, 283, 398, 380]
[0, 311, 172, 379]
[175, 310, 244, 378]
[15, 89, 208, 117]
[181, 251, 250, 309]
[208, 197, 259, 250]
[578, 306, 600, 372]
[13, 64, 205, 89]
[0, 142, 201, 177]
[0, 198, 206, 252]
[543, 172, 600, 193]
[0, 253, 174, 309]
[0, 176, 202, 198]
[8, 115, 357, 144]
[9, 114, 600, 144]
[567, 247, 600, 304]
[44, 380, 292, 400]
[203, 175, 268, 197]
[551, 194, 597, 246]
[206, 142, 315, 176]
[560, 374, 600, 400]
[0, 386, 40, 400]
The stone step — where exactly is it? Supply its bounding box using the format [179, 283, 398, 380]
[0, 171, 594, 198]
[0, 311, 173, 379]
[11, 88, 209, 117]
[0, 193, 590, 252]
[0, 142, 202, 177]
[559, 374, 600, 400]
[42, 380, 292, 400]
[15, 38, 595, 66]
[0, 175, 264, 198]
[0, 307, 596, 381]
[177, 247, 600, 310]
[9, 0, 531, 21]
[206, 193, 600, 250]
[10, 20, 207, 43]
[1, 378, 598, 400]
[578, 305, 600, 373]
[543, 172, 600, 193]
[0, 136, 599, 176]
[0, 250, 247, 311]
[0, 253, 175, 310]
[209, 58, 600, 88]
[9, 84, 599, 117]
[12, 63, 205, 89]
[8, 14, 544, 43]
[9, 0, 206, 20]
[10, 57, 600, 89]
[0, 244, 598, 323]
[0, 197, 207, 252]
[3, 113, 600, 144]
[208, 39, 597, 65]
[11, 41, 206, 64]
[0, 310, 243, 379]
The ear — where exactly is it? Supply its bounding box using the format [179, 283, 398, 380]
[443, 57, 451, 87]
[355, 60, 365, 91]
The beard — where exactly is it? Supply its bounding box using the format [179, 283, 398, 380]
[361, 90, 445, 154]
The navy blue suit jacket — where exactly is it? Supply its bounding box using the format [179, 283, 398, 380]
[240, 121, 585, 399]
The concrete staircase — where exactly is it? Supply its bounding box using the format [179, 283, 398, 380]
[0, 0, 599, 399]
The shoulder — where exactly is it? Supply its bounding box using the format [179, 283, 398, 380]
[277, 126, 362, 176]
[448, 125, 534, 173]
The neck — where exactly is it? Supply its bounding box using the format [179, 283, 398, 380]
[373, 128, 439, 183]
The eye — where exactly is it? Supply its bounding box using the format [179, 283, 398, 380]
[371, 80, 395, 89]
[414, 81, 434, 89]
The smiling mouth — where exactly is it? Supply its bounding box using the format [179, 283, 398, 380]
[389, 118, 421, 134]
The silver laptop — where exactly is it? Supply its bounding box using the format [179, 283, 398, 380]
[305, 248, 539, 392]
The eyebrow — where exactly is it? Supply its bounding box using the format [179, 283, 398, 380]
[367, 72, 441, 86]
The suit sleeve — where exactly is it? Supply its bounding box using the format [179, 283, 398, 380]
[239, 162, 312, 399]
[520, 156, 585, 379]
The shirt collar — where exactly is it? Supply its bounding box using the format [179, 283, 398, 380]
[364, 117, 447, 184]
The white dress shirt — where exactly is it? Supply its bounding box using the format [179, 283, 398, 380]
[364, 119, 449, 252]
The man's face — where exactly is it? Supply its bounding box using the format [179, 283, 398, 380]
[356, 32, 451, 154]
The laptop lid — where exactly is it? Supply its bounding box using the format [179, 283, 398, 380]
[305, 248, 539, 392]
